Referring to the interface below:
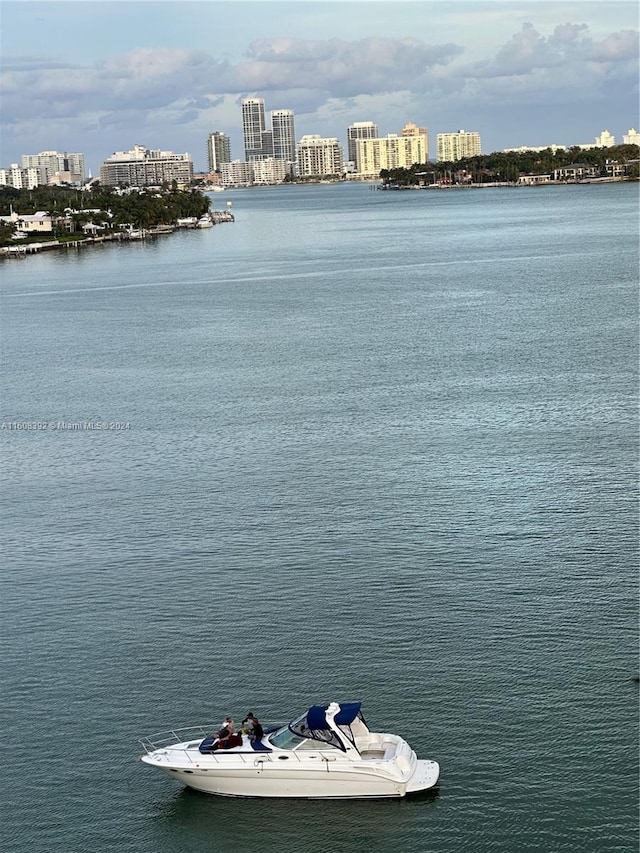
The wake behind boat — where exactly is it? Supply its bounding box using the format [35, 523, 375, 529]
[139, 701, 439, 798]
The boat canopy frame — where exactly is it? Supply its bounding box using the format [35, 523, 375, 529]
[289, 703, 367, 753]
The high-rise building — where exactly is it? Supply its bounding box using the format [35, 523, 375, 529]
[623, 128, 640, 145]
[20, 150, 85, 184]
[595, 130, 615, 147]
[252, 158, 289, 185]
[0, 164, 44, 189]
[347, 122, 379, 168]
[401, 123, 429, 161]
[221, 160, 254, 187]
[242, 98, 267, 160]
[98, 145, 193, 187]
[260, 131, 274, 158]
[272, 110, 296, 163]
[207, 132, 231, 172]
[357, 134, 428, 177]
[296, 136, 343, 178]
[437, 130, 481, 162]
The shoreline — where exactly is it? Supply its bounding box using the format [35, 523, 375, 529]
[0, 211, 234, 259]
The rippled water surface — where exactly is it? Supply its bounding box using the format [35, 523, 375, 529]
[1, 183, 638, 852]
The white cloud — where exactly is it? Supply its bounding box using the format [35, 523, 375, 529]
[0, 19, 637, 169]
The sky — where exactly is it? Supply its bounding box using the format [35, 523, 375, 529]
[1, 0, 638, 172]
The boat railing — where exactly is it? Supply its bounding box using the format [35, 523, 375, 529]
[141, 744, 352, 767]
[139, 725, 369, 767]
[139, 724, 218, 754]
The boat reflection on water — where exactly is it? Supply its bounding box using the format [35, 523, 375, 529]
[152, 775, 440, 851]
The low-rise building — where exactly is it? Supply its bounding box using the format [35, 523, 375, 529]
[0, 211, 53, 235]
[604, 161, 625, 178]
[503, 145, 566, 154]
[552, 163, 599, 181]
[518, 174, 552, 185]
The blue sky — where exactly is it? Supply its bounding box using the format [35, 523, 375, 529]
[1, 1, 638, 172]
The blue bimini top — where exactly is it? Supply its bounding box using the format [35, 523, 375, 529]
[306, 702, 362, 730]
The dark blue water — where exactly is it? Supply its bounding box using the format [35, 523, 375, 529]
[1, 182, 638, 852]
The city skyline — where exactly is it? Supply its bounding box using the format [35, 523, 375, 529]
[1, 1, 638, 173]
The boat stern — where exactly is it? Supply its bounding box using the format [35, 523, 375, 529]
[405, 759, 440, 793]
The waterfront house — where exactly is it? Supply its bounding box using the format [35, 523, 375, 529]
[0, 210, 53, 236]
[518, 174, 552, 185]
[552, 163, 598, 181]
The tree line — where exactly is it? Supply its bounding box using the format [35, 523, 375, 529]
[0, 184, 210, 231]
[380, 144, 640, 186]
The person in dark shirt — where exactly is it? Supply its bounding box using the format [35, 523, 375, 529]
[242, 712, 264, 742]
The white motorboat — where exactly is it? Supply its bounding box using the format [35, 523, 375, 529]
[196, 215, 213, 228]
[139, 701, 439, 798]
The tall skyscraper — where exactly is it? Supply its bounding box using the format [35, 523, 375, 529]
[437, 130, 481, 162]
[347, 122, 379, 166]
[207, 132, 231, 172]
[272, 110, 296, 163]
[242, 98, 266, 160]
[260, 131, 274, 157]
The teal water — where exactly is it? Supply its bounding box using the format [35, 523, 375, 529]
[1, 182, 638, 852]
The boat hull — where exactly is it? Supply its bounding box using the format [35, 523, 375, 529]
[142, 754, 439, 799]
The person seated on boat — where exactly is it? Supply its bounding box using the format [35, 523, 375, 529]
[242, 712, 256, 735]
[218, 716, 235, 736]
[211, 717, 235, 749]
[242, 712, 264, 743]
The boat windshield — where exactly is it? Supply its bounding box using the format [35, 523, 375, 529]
[289, 712, 344, 751]
[268, 726, 306, 750]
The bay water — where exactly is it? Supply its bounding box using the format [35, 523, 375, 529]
[1, 182, 638, 852]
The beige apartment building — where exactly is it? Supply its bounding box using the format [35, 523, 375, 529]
[296, 135, 343, 178]
[401, 123, 429, 160]
[0, 164, 44, 189]
[437, 130, 481, 162]
[347, 121, 379, 169]
[221, 160, 254, 187]
[357, 133, 427, 177]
